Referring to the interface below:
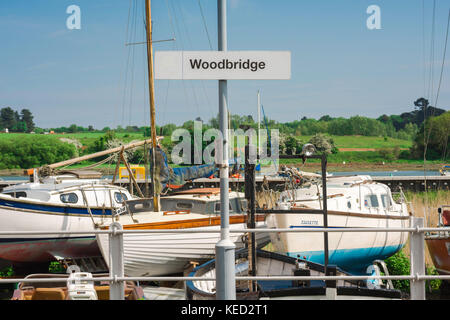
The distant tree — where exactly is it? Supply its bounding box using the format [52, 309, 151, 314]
[319, 115, 333, 122]
[67, 124, 78, 133]
[411, 111, 450, 160]
[20, 109, 35, 132]
[161, 123, 177, 136]
[0, 107, 17, 130]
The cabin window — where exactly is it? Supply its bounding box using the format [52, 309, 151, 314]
[381, 194, 392, 208]
[114, 192, 128, 203]
[240, 199, 248, 212]
[364, 195, 379, 208]
[214, 202, 233, 212]
[60, 193, 78, 204]
[176, 202, 193, 209]
[347, 201, 352, 209]
[5, 192, 27, 198]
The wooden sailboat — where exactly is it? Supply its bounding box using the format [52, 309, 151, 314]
[96, 0, 269, 277]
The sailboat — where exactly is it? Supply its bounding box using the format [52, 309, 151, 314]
[96, 0, 269, 277]
[0, 140, 153, 269]
[266, 173, 411, 275]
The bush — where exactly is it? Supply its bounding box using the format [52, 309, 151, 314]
[378, 147, 401, 161]
[308, 133, 337, 155]
[385, 251, 410, 292]
[384, 251, 441, 294]
[0, 135, 77, 169]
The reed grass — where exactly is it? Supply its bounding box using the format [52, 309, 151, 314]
[401, 190, 450, 267]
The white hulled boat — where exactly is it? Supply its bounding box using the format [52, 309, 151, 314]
[0, 170, 135, 265]
[267, 174, 411, 275]
[97, 188, 270, 276]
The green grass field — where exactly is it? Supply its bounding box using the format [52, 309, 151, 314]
[297, 135, 413, 149]
[0, 132, 424, 171]
[0, 132, 412, 149]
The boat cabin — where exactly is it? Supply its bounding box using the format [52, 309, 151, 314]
[0, 171, 133, 209]
[125, 188, 248, 216]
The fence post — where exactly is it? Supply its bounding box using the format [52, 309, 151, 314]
[410, 217, 425, 300]
[109, 222, 124, 300]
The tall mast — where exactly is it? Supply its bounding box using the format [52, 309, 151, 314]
[145, 0, 160, 211]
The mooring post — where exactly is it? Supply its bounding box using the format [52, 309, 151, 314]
[245, 141, 257, 292]
[321, 153, 329, 276]
[410, 217, 425, 300]
[109, 222, 125, 300]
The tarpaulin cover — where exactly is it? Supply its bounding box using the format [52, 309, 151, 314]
[152, 147, 217, 191]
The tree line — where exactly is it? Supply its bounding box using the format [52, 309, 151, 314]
[0, 107, 35, 133]
[1, 97, 448, 162]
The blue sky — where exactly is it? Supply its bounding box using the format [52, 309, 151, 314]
[0, 0, 449, 129]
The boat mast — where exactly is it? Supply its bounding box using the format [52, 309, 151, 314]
[145, 0, 160, 211]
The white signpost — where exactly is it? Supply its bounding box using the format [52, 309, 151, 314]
[155, 51, 291, 80]
[155, 1, 290, 300]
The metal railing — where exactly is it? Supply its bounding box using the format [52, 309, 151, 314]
[1, 217, 450, 300]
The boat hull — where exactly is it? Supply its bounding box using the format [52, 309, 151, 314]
[426, 236, 450, 276]
[267, 211, 410, 274]
[0, 202, 112, 263]
[97, 218, 269, 277]
[186, 249, 402, 300]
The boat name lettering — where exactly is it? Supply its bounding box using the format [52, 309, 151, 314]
[301, 220, 318, 225]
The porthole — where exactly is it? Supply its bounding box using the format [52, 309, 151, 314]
[60, 193, 78, 204]
[114, 192, 128, 203]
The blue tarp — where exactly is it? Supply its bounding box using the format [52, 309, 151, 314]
[152, 147, 217, 190]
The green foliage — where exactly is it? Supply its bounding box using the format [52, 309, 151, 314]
[378, 146, 401, 161]
[308, 133, 338, 155]
[0, 266, 14, 277]
[0, 135, 76, 169]
[279, 134, 303, 155]
[426, 266, 441, 292]
[411, 111, 450, 160]
[49, 261, 66, 273]
[86, 131, 116, 155]
[0, 107, 34, 133]
[384, 251, 441, 294]
[385, 251, 410, 292]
